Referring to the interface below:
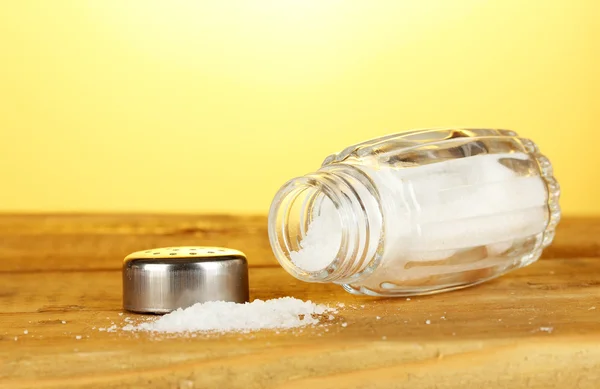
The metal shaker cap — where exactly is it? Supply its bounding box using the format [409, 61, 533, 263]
[122, 246, 249, 314]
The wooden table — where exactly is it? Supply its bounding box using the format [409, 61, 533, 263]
[1, 214, 599, 389]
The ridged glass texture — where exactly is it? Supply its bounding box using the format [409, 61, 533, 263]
[269, 129, 560, 296]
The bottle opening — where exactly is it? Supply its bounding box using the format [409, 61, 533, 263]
[268, 166, 384, 283]
[268, 176, 346, 279]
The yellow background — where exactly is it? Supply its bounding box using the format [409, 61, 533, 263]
[1, 1, 598, 215]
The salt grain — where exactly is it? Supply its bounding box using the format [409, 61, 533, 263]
[179, 380, 194, 389]
[75, 335, 82, 340]
[425, 320, 431, 325]
[341, 323, 348, 327]
[589, 306, 596, 310]
[540, 326, 553, 333]
[376, 316, 381, 320]
[23, 330, 28, 334]
[406, 298, 411, 301]
[122, 297, 335, 333]
[61, 321, 66, 324]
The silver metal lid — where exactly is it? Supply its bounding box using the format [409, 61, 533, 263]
[122, 246, 249, 314]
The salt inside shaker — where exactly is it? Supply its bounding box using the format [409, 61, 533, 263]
[268, 128, 560, 296]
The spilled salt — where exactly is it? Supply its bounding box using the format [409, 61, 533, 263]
[122, 297, 336, 333]
[98, 325, 118, 332]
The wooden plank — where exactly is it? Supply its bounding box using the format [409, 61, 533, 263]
[1, 259, 599, 388]
[539, 216, 600, 259]
[0, 214, 274, 271]
[0, 214, 599, 272]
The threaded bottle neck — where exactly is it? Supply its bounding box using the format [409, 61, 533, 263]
[268, 164, 384, 284]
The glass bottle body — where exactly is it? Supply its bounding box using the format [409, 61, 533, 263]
[268, 129, 560, 296]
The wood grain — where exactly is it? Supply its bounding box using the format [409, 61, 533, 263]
[0, 214, 599, 272]
[1, 260, 599, 388]
[0, 214, 273, 272]
[0, 215, 599, 388]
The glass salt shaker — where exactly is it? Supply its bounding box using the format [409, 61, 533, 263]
[268, 128, 560, 296]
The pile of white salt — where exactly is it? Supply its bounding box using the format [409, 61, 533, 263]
[122, 297, 336, 333]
